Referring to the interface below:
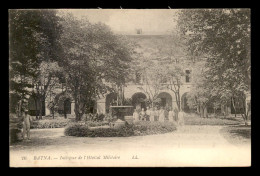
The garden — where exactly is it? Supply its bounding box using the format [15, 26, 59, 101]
[64, 120, 177, 137]
[10, 111, 178, 143]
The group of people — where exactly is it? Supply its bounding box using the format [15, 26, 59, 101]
[133, 107, 185, 125]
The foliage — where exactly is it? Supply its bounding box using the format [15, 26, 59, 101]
[47, 100, 59, 118]
[85, 121, 109, 127]
[64, 123, 134, 137]
[132, 121, 177, 136]
[32, 61, 62, 119]
[177, 9, 251, 123]
[31, 118, 71, 129]
[183, 113, 242, 126]
[9, 10, 62, 116]
[9, 115, 23, 143]
[64, 121, 176, 137]
[136, 61, 164, 108]
[123, 98, 133, 106]
[57, 13, 134, 121]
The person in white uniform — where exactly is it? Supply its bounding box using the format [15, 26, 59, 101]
[150, 107, 155, 122]
[159, 107, 165, 122]
[133, 109, 139, 122]
[178, 109, 185, 126]
[168, 107, 174, 122]
[155, 107, 160, 121]
[140, 108, 146, 121]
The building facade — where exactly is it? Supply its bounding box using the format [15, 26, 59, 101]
[30, 30, 249, 117]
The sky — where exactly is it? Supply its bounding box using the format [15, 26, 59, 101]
[58, 9, 179, 34]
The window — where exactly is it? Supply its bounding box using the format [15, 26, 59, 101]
[185, 70, 191, 83]
[136, 29, 142, 34]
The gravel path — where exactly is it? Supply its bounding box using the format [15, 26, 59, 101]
[10, 125, 251, 167]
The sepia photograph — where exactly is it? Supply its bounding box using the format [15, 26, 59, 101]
[9, 9, 251, 167]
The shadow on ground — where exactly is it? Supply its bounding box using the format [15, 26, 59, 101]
[219, 125, 251, 146]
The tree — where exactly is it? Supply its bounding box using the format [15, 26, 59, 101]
[178, 9, 251, 124]
[47, 100, 58, 119]
[136, 61, 163, 108]
[58, 13, 133, 121]
[32, 61, 62, 119]
[9, 9, 62, 117]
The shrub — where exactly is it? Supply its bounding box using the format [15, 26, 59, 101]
[9, 115, 23, 144]
[65, 123, 134, 137]
[10, 129, 22, 144]
[132, 121, 177, 136]
[85, 121, 109, 127]
[31, 119, 71, 129]
[64, 121, 176, 137]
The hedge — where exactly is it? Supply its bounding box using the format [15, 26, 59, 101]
[31, 119, 71, 129]
[64, 121, 177, 137]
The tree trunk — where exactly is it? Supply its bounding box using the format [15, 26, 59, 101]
[63, 101, 67, 119]
[34, 99, 38, 120]
[175, 92, 181, 111]
[74, 100, 81, 121]
[239, 94, 249, 126]
[231, 97, 237, 117]
[17, 100, 23, 117]
[200, 105, 204, 118]
[204, 106, 208, 118]
[39, 100, 43, 120]
[221, 104, 226, 118]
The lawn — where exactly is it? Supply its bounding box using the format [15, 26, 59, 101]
[183, 113, 244, 126]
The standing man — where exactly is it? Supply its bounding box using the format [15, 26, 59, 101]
[22, 109, 32, 140]
[133, 109, 140, 122]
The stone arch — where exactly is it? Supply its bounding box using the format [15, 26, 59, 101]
[131, 92, 147, 111]
[156, 92, 172, 110]
[105, 92, 117, 113]
[54, 92, 72, 115]
[181, 92, 190, 113]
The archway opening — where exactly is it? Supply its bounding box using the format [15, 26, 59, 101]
[132, 92, 147, 111]
[64, 99, 71, 114]
[54, 93, 72, 115]
[156, 92, 172, 110]
[181, 92, 190, 113]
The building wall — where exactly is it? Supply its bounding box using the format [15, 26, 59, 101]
[96, 82, 192, 114]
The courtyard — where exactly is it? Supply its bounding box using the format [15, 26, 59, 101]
[10, 124, 251, 167]
[9, 9, 251, 167]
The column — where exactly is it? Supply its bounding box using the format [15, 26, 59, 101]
[71, 101, 75, 116]
[45, 101, 50, 116]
